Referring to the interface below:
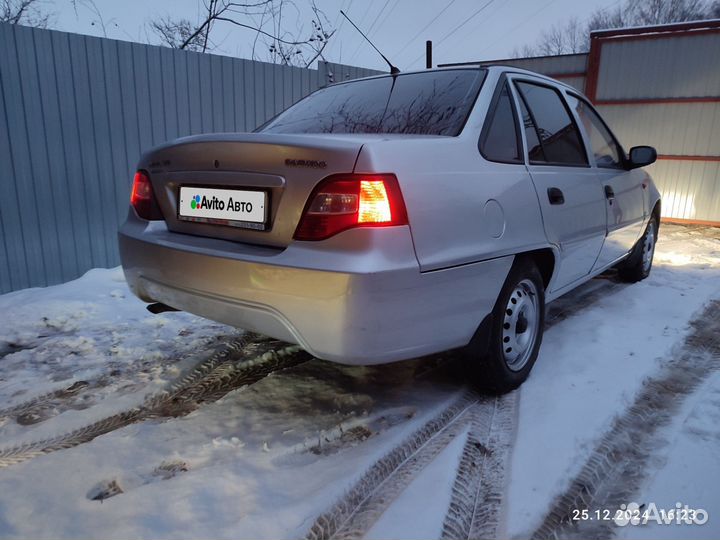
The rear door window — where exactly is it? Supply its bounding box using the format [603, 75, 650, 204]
[261, 70, 485, 136]
[480, 81, 521, 163]
[514, 81, 588, 166]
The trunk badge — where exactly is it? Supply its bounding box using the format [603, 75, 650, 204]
[285, 159, 327, 169]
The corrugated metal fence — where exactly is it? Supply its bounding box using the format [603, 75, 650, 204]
[0, 23, 381, 293]
[473, 20, 720, 227]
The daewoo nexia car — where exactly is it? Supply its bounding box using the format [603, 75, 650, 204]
[119, 66, 660, 392]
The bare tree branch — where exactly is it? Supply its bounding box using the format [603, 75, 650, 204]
[251, 3, 271, 59]
[710, 0, 720, 16]
[75, 0, 117, 37]
[1, 0, 51, 27]
[148, 0, 334, 67]
[214, 15, 319, 45]
[150, 16, 208, 51]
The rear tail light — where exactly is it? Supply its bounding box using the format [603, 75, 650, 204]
[130, 170, 163, 220]
[294, 174, 408, 241]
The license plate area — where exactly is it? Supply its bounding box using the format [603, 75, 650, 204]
[178, 185, 268, 230]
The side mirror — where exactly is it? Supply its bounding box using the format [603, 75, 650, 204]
[628, 146, 657, 169]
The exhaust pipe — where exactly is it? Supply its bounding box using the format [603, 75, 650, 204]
[146, 302, 180, 314]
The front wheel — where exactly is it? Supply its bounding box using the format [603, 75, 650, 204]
[464, 258, 545, 394]
[618, 217, 657, 282]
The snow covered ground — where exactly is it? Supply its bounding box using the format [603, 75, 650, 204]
[0, 223, 718, 540]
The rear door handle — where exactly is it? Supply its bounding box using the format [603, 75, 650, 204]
[604, 185, 615, 205]
[547, 187, 564, 205]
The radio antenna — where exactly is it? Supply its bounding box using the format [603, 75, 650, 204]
[340, 10, 400, 75]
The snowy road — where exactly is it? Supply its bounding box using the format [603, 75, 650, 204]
[0, 224, 718, 539]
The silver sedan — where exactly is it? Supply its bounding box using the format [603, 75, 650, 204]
[119, 66, 661, 392]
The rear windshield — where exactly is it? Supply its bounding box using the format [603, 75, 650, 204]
[260, 69, 485, 136]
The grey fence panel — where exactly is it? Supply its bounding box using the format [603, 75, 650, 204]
[2, 25, 49, 289]
[116, 40, 141, 171]
[53, 30, 95, 281]
[16, 26, 57, 284]
[241, 58, 254, 131]
[160, 46, 179, 140]
[282, 65, 294, 110]
[272, 62, 284, 115]
[102, 38, 132, 229]
[71, 32, 113, 268]
[88, 33, 123, 265]
[0, 29, 29, 292]
[598, 102, 720, 157]
[645, 160, 720, 222]
[173, 48, 190, 136]
[0, 22, 378, 293]
[210, 54, 224, 132]
[33, 28, 75, 283]
[597, 33, 720, 100]
[292, 64, 303, 103]
[0, 78, 17, 290]
[186, 52, 203, 135]
[221, 55, 236, 132]
[250, 59, 263, 128]
[198, 53, 214, 133]
[263, 61, 274, 120]
[131, 42, 154, 151]
[147, 44, 166, 143]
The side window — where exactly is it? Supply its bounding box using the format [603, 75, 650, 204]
[514, 81, 588, 166]
[566, 94, 623, 168]
[480, 81, 521, 163]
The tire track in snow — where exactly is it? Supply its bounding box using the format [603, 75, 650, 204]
[328, 410, 476, 539]
[0, 332, 242, 426]
[304, 394, 516, 540]
[304, 391, 480, 540]
[530, 300, 720, 540]
[440, 392, 517, 540]
[0, 380, 91, 424]
[0, 335, 311, 469]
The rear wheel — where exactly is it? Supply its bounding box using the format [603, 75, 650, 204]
[464, 258, 545, 394]
[618, 217, 657, 282]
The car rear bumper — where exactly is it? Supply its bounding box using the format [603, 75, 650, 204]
[118, 216, 512, 364]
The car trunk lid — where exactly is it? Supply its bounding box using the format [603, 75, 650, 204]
[140, 133, 364, 248]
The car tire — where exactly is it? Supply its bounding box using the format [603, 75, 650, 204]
[618, 217, 657, 283]
[463, 257, 545, 394]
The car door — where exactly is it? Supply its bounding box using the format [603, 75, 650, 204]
[564, 93, 646, 269]
[508, 77, 606, 292]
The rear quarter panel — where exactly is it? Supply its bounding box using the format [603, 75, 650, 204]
[354, 72, 550, 272]
[645, 170, 662, 218]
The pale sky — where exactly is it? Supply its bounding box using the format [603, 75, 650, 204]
[44, 0, 617, 71]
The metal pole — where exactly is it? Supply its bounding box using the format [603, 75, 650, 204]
[426, 40, 432, 69]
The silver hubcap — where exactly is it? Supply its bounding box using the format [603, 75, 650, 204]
[502, 279, 539, 371]
[642, 224, 655, 272]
